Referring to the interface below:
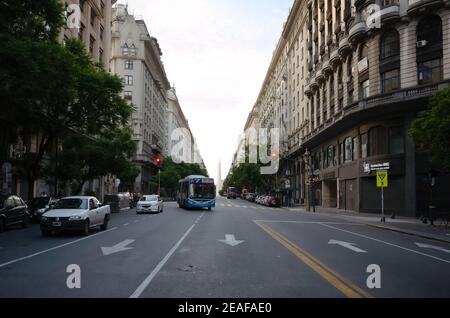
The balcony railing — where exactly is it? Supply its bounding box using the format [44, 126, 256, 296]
[407, 0, 443, 16]
[302, 80, 450, 145]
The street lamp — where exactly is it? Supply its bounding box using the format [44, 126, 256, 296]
[303, 148, 311, 212]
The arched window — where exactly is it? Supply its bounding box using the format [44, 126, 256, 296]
[380, 30, 400, 93]
[380, 29, 400, 60]
[344, 137, 353, 163]
[369, 126, 387, 156]
[359, 43, 368, 61]
[417, 15, 443, 85]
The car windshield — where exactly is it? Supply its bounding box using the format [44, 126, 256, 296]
[141, 196, 158, 202]
[53, 198, 88, 210]
[28, 197, 50, 208]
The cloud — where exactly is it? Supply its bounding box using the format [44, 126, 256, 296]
[120, 0, 293, 180]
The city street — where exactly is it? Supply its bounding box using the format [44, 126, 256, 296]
[0, 197, 449, 298]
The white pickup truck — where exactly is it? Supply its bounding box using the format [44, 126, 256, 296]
[40, 196, 111, 236]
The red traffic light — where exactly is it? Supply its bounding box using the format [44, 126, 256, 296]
[155, 157, 161, 165]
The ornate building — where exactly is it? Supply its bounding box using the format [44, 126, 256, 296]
[244, 0, 450, 216]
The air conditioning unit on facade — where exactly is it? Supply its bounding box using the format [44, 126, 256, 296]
[417, 40, 427, 48]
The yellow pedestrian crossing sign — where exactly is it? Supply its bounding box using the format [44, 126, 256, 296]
[377, 171, 388, 188]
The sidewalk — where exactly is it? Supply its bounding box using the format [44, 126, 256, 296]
[285, 205, 450, 244]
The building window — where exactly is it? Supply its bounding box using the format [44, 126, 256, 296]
[340, 143, 344, 164]
[327, 145, 336, 168]
[361, 133, 368, 159]
[381, 68, 399, 93]
[418, 59, 443, 85]
[100, 25, 104, 41]
[125, 60, 133, 70]
[369, 126, 387, 156]
[89, 35, 95, 54]
[380, 30, 399, 60]
[90, 9, 96, 27]
[359, 79, 370, 99]
[353, 137, 359, 161]
[344, 137, 352, 163]
[382, 0, 398, 7]
[123, 75, 133, 86]
[389, 127, 404, 154]
[79, 0, 85, 13]
[124, 91, 132, 101]
[99, 48, 103, 62]
[417, 15, 443, 85]
[78, 23, 84, 40]
[122, 44, 129, 56]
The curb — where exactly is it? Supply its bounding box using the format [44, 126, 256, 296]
[283, 207, 450, 245]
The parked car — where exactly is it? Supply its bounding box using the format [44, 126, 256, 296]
[27, 197, 58, 222]
[0, 195, 30, 232]
[136, 195, 164, 214]
[266, 196, 281, 207]
[40, 196, 111, 236]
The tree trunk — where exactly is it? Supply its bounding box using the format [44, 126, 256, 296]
[75, 179, 86, 195]
[27, 133, 52, 200]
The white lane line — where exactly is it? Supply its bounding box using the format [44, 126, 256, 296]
[251, 206, 258, 209]
[227, 204, 232, 207]
[255, 220, 364, 225]
[130, 223, 197, 298]
[0, 227, 118, 269]
[124, 223, 130, 227]
[319, 223, 450, 264]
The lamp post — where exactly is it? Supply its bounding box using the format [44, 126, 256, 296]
[303, 148, 311, 212]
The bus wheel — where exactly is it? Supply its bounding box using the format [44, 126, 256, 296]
[208, 207, 212, 211]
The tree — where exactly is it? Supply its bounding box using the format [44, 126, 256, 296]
[409, 87, 450, 171]
[0, 0, 64, 41]
[47, 128, 138, 195]
[0, 37, 133, 199]
[150, 158, 208, 197]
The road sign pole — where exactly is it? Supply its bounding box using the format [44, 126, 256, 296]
[381, 186, 385, 223]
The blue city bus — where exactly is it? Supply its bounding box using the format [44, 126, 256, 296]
[177, 175, 216, 210]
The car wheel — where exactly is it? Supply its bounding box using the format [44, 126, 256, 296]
[41, 230, 51, 237]
[208, 207, 212, 211]
[100, 215, 109, 231]
[21, 214, 30, 228]
[82, 220, 90, 236]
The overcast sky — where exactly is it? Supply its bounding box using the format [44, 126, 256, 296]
[123, 0, 294, 182]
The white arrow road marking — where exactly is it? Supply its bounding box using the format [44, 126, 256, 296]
[101, 239, 136, 256]
[328, 239, 368, 253]
[415, 243, 450, 254]
[219, 234, 245, 247]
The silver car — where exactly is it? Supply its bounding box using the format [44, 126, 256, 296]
[136, 195, 164, 214]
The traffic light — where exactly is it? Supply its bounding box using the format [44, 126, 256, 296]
[154, 156, 162, 168]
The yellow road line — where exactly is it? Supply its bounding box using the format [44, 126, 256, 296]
[254, 220, 372, 298]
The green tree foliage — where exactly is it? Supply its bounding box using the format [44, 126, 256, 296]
[409, 87, 450, 171]
[150, 158, 208, 197]
[0, 0, 64, 41]
[222, 163, 262, 194]
[47, 128, 138, 195]
[0, 36, 133, 198]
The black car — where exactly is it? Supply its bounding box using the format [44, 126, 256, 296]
[27, 197, 57, 222]
[0, 195, 30, 232]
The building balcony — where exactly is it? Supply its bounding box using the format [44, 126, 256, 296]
[407, 0, 444, 16]
[338, 34, 351, 58]
[329, 44, 341, 68]
[348, 20, 368, 45]
[305, 84, 313, 97]
[302, 80, 450, 147]
[322, 60, 333, 78]
[310, 77, 319, 91]
[379, 3, 401, 25]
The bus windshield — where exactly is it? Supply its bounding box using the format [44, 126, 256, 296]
[190, 184, 215, 200]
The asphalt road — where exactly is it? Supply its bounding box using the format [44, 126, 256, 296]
[0, 197, 449, 298]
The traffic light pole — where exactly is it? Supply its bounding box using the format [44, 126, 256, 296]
[158, 168, 161, 196]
